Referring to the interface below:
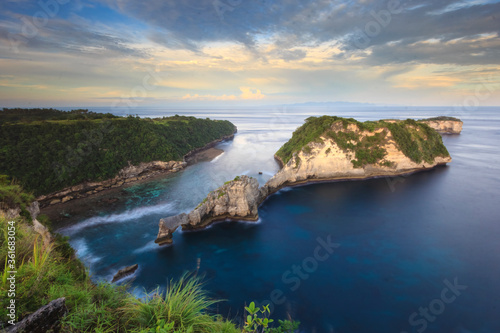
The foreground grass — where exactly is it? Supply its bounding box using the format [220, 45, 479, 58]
[0, 179, 298, 332]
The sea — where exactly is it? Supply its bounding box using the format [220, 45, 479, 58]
[55, 106, 500, 333]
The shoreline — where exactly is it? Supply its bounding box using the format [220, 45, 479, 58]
[172, 163, 450, 234]
[261, 162, 450, 199]
[39, 133, 235, 218]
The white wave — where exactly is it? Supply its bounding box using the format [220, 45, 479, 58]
[210, 152, 225, 163]
[70, 238, 102, 266]
[133, 240, 163, 254]
[61, 201, 176, 235]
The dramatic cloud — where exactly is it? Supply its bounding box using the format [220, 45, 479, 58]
[0, 0, 499, 106]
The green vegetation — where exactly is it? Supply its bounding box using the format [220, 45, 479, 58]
[0, 109, 236, 195]
[243, 302, 299, 333]
[419, 116, 461, 122]
[0, 182, 299, 332]
[385, 119, 450, 164]
[275, 116, 450, 168]
[275, 116, 379, 165]
[0, 175, 34, 219]
[0, 108, 117, 124]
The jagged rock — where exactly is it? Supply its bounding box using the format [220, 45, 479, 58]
[156, 176, 262, 245]
[185, 175, 262, 229]
[419, 119, 463, 134]
[33, 219, 53, 247]
[6, 297, 67, 333]
[0, 207, 21, 220]
[155, 214, 187, 245]
[27, 201, 40, 220]
[111, 264, 139, 283]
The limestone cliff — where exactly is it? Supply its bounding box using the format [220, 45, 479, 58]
[418, 117, 463, 134]
[38, 160, 187, 208]
[155, 175, 262, 245]
[266, 117, 452, 192]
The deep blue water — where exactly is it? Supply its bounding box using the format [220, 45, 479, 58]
[56, 106, 500, 332]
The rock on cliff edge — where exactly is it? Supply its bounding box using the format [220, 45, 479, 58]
[419, 119, 463, 134]
[155, 175, 262, 245]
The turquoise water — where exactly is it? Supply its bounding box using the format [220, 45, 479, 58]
[57, 106, 500, 332]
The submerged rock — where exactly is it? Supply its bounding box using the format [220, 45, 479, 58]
[111, 264, 139, 283]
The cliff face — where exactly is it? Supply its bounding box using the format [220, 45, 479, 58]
[38, 160, 187, 208]
[265, 123, 451, 192]
[155, 175, 262, 245]
[419, 120, 463, 134]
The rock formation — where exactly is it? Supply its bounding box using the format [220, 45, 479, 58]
[37, 160, 187, 208]
[418, 117, 463, 134]
[157, 116, 459, 246]
[111, 264, 139, 283]
[6, 297, 67, 333]
[156, 176, 262, 245]
[265, 119, 452, 192]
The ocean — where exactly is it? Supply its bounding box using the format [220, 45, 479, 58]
[55, 106, 500, 332]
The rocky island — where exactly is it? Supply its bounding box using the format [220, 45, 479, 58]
[418, 116, 463, 134]
[156, 116, 459, 245]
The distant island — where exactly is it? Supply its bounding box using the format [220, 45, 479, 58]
[156, 116, 462, 245]
[0, 108, 236, 207]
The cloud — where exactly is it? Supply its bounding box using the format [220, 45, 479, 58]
[239, 87, 265, 100]
[182, 93, 238, 101]
[181, 87, 265, 101]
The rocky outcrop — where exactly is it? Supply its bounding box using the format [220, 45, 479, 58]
[6, 297, 67, 333]
[156, 176, 262, 245]
[156, 116, 457, 246]
[111, 264, 139, 283]
[419, 119, 463, 134]
[155, 214, 186, 245]
[264, 126, 451, 193]
[37, 160, 186, 208]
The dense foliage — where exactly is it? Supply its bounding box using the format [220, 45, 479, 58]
[0, 109, 236, 195]
[0, 108, 117, 124]
[275, 116, 450, 168]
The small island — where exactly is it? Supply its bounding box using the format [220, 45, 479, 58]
[157, 116, 460, 245]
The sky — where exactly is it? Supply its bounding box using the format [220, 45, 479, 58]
[0, 0, 499, 108]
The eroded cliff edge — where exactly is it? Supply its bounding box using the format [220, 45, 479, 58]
[156, 116, 458, 245]
[155, 175, 263, 245]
